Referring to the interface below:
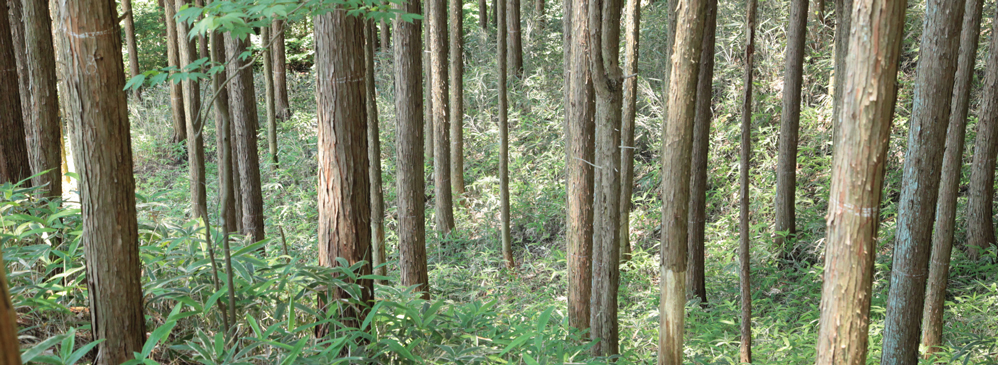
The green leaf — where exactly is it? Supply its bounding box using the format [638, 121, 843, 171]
[21, 334, 68, 363]
[124, 74, 146, 91]
[141, 320, 178, 357]
[66, 339, 104, 365]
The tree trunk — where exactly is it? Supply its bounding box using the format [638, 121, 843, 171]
[365, 20, 387, 284]
[7, 0, 30, 125]
[21, 0, 62, 198]
[965, 10, 998, 260]
[830, 0, 852, 150]
[451, 0, 466, 202]
[379, 19, 390, 50]
[507, 0, 523, 78]
[164, 0, 186, 143]
[0, 1, 31, 185]
[565, 0, 595, 332]
[686, 0, 717, 305]
[272, 20, 290, 121]
[774, 0, 809, 259]
[814, 0, 907, 361]
[212, 31, 238, 234]
[498, 0, 514, 269]
[739, 0, 757, 360]
[195, 0, 207, 70]
[225, 34, 266, 245]
[315, 7, 374, 332]
[618, 0, 639, 263]
[535, 0, 543, 18]
[230, 116, 244, 233]
[658, 0, 707, 362]
[479, 0, 488, 29]
[880, 0, 964, 362]
[122, 0, 140, 99]
[262, 24, 279, 167]
[0, 252, 21, 365]
[58, 0, 148, 362]
[175, 0, 209, 233]
[424, 0, 434, 166]
[921, 0, 984, 354]
[430, 0, 455, 234]
[393, 0, 429, 299]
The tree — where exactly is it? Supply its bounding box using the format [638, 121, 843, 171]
[830, 0, 852, 146]
[21, 0, 62, 198]
[272, 20, 291, 121]
[7, 0, 30, 124]
[58, 0, 148, 362]
[738, 0, 757, 359]
[1, 8, 31, 186]
[565, 0, 595, 332]
[225, 34, 266, 245]
[686, 0, 717, 305]
[814, 0, 907, 361]
[211, 29, 236, 331]
[499, 0, 514, 269]
[122, 0, 140, 99]
[451, 0, 466, 201]
[507, 0, 523, 78]
[424, 0, 434, 165]
[380, 19, 390, 49]
[965, 15, 998, 260]
[315, 6, 374, 331]
[175, 0, 210, 238]
[394, 0, 429, 299]
[263, 23, 279, 166]
[164, 0, 187, 143]
[922, 0, 984, 354]
[773, 0, 809, 259]
[430, 0, 455, 234]
[1, 251, 20, 365]
[365, 19, 387, 284]
[479, 0, 488, 29]
[618, 0, 639, 263]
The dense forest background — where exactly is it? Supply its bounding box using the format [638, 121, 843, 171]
[3, 0, 998, 363]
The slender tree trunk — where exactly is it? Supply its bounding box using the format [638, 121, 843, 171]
[499, 0, 514, 269]
[0, 252, 21, 365]
[379, 19, 391, 50]
[164, 0, 186, 143]
[922, 0, 984, 354]
[272, 20, 290, 121]
[659, 0, 679, 139]
[262, 24, 279, 167]
[508, 0, 523, 78]
[738, 0, 757, 360]
[430, 0, 455, 234]
[175, 0, 208, 231]
[686, 0, 717, 305]
[194, 0, 207, 70]
[965, 13, 998, 260]
[535, 0, 544, 18]
[21, 0, 62, 198]
[365, 20, 387, 284]
[479, 0, 488, 29]
[618, 0, 639, 263]
[315, 7, 374, 332]
[658, 0, 707, 363]
[58, 1, 148, 362]
[394, 0, 429, 299]
[122, 0, 140, 99]
[424, 0, 434, 166]
[830, 0, 852, 149]
[1, 3, 31, 185]
[814, 0, 907, 361]
[881, 0, 964, 362]
[774, 0, 809, 259]
[451, 0, 466, 202]
[225, 34, 266, 245]
[212, 31, 237, 234]
[491, 0, 498, 26]
[230, 117, 244, 233]
[7, 0, 29, 124]
[566, 0, 595, 332]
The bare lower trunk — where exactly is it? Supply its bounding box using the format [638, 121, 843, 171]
[176, 0, 207, 229]
[225, 34, 266, 245]
[507, 0, 523, 78]
[122, 0, 140, 99]
[830, 0, 852, 150]
[498, 0, 514, 269]
[774, 0, 809, 259]
[212, 32, 238, 234]
[21, 0, 63, 198]
[0, 4, 31, 185]
[365, 20, 387, 284]
[263, 24, 279, 167]
[966, 12, 998, 259]
[7, 0, 30, 124]
[739, 0, 757, 360]
[164, 0, 186, 143]
[451, 0, 466, 201]
[272, 20, 291, 120]
[618, 0, 640, 263]
[480, 0, 488, 29]
[430, 0, 455, 234]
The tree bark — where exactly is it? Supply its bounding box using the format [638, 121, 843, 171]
[175, 0, 209, 235]
[921, 0, 984, 354]
[21, 0, 62, 198]
[430, 0, 455, 234]
[739, 0, 757, 360]
[379, 19, 390, 50]
[774, 0, 809, 259]
[491, 0, 497, 26]
[618, 0, 639, 263]
[479, 0, 488, 29]
[58, 0, 148, 362]
[830, 0, 852, 150]
[394, 0, 429, 299]
[507, 0, 523, 78]
[0, 251, 21, 365]
[272, 20, 290, 121]
[7, 0, 30, 125]
[424, 0, 434, 166]
[686, 0, 717, 305]
[365, 20, 387, 284]
[1, 0, 31, 185]
[499, 0, 514, 269]
[658, 0, 707, 363]
[451, 0, 466, 202]
[814, 0, 907, 361]
[262, 24, 279, 167]
[212, 30, 237, 234]
[965, 8, 998, 260]
[225, 34, 265, 245]
[315, 7, 374, 332]
[164, 0, 186, 143]
[565, 0, 595, 332]
[122, 0, 140, 99]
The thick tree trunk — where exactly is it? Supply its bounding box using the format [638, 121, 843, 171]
[814, 0, 907, 361]
[58, 1, 148, 362]
[479, 0, 488, 29]
[507, 0, 523, 78]
[880, 0, 964, 362]
[618, 0, 639, 263]
[122, 0, 140, 99]
[965, 8, 998, 259]
[658, 0, 707, 363]
[774, 0, 809, 259]
[1, 1, 31, 185]
[225, 34, 266, 245]
[739, 0, 757, 360]
[272, 20, 290, 121]
[7, 0, 30, 124]
[565, 0, 595, 332]
[394, 0, 429, 299]
[430, 0, 455, 234]
[315, 7, 374, 332]
[921, 0, 984, 354]
[21, 0, 62, 198]
[262, 24, 279, 167]
[164, 0, 186, 143]
[451, 0, 466, 201]
[686, 0, 717, 305]
[498, 0, 514, 269]
[0, 252, 21, 365]
[365, 20, 387, 284]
